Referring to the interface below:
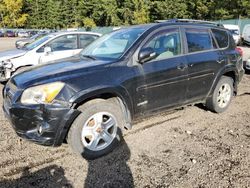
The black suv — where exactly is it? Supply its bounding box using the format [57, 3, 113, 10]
[3, 20, 244, 159]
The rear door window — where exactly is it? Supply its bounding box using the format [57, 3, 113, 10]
[185, 28, 214, 53]
[211, 29, 229, 48]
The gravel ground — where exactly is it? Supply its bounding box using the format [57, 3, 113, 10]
[0, 38, 249, 188]
[0, 38, 18, 51]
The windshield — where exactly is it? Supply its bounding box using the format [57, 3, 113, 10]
[24, 35, 53, 50]
[81, 27, 147, 60]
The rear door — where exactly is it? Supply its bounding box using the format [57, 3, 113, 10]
[184, 27, 223, 102]
[133, 27, 189, 114]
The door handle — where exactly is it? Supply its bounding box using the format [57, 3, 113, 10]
[177, 63, 188, 70]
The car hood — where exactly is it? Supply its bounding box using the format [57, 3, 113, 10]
[11, 55, 112, 88]
[0, 49, 27, 61]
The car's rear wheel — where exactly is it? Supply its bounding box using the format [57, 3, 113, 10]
[205, 76, 234, 113]
[67, 98, 125, 160]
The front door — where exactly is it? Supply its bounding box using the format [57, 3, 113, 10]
[133, 28, 189, 115]
[39, 34, 79, 64]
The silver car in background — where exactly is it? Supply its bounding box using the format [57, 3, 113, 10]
[15, 33, 48, 49]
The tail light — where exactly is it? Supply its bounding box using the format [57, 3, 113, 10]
[236, 47, 243, 56]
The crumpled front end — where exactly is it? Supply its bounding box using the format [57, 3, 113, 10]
[0, 60, 14, 82]
[3, 81, 81, 146]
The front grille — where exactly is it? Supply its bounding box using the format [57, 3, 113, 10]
[3, 95, 11, 113]
[4, 81, 17, 102]
[6, 89, 14, 101]
[3, 82, 17, 115]
[7, 81, 17, 93]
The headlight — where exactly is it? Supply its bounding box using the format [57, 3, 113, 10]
[21, 82, 65, 104]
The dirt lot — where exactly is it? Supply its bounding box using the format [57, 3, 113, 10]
[0, 38, 18, 51]
[0, 38, 249, 188]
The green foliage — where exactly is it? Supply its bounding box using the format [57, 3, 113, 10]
[150, 0, 189, 21]
[0, 0, 250, 28]
[83, 17, 96, 30]
[1, 0, 28, 27]
[132, 0, 150, 24]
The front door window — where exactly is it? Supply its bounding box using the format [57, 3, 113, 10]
[142, 28, 182, 61]
[47, 34, 78, 51]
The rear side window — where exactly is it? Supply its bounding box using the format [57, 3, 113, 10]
[211, 29, 229, 48]
[79, 34, 98, 49]
[185, 28, 213, 53]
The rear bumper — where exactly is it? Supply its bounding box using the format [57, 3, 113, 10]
[3, 98, 80, 146]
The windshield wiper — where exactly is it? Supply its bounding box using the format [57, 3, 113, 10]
[81, 54, 96, 60]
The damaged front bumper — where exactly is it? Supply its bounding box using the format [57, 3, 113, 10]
[0, 66, 12, 82]
[3, 83, 80, 146]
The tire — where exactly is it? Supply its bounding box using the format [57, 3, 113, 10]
[205, 76, 234, 113]
[67, 98, 125, 160]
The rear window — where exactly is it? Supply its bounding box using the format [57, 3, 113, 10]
[211, 29, 229, 48]
[185, 28, 213, 53]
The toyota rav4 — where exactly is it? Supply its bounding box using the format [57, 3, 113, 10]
[3, 20, 244, 159]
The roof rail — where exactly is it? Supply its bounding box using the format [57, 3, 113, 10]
[155, 19, 224, 27]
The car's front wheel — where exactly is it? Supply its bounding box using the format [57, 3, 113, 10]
[205, 76, 234, 113]
[67, 98, 125, 160]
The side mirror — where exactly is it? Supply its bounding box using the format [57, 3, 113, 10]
[138, 47, 157, 63]
[44, 46, 52, 55]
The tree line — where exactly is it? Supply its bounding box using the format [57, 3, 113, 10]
[0, 0, 250, 29]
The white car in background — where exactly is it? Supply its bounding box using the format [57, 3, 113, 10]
[0, 31, 101, 81]
[246, 57, 250, 71]
[17, 31, 30, 38]
[223, 24, 241, 45]
[242, 24, 250, 45]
